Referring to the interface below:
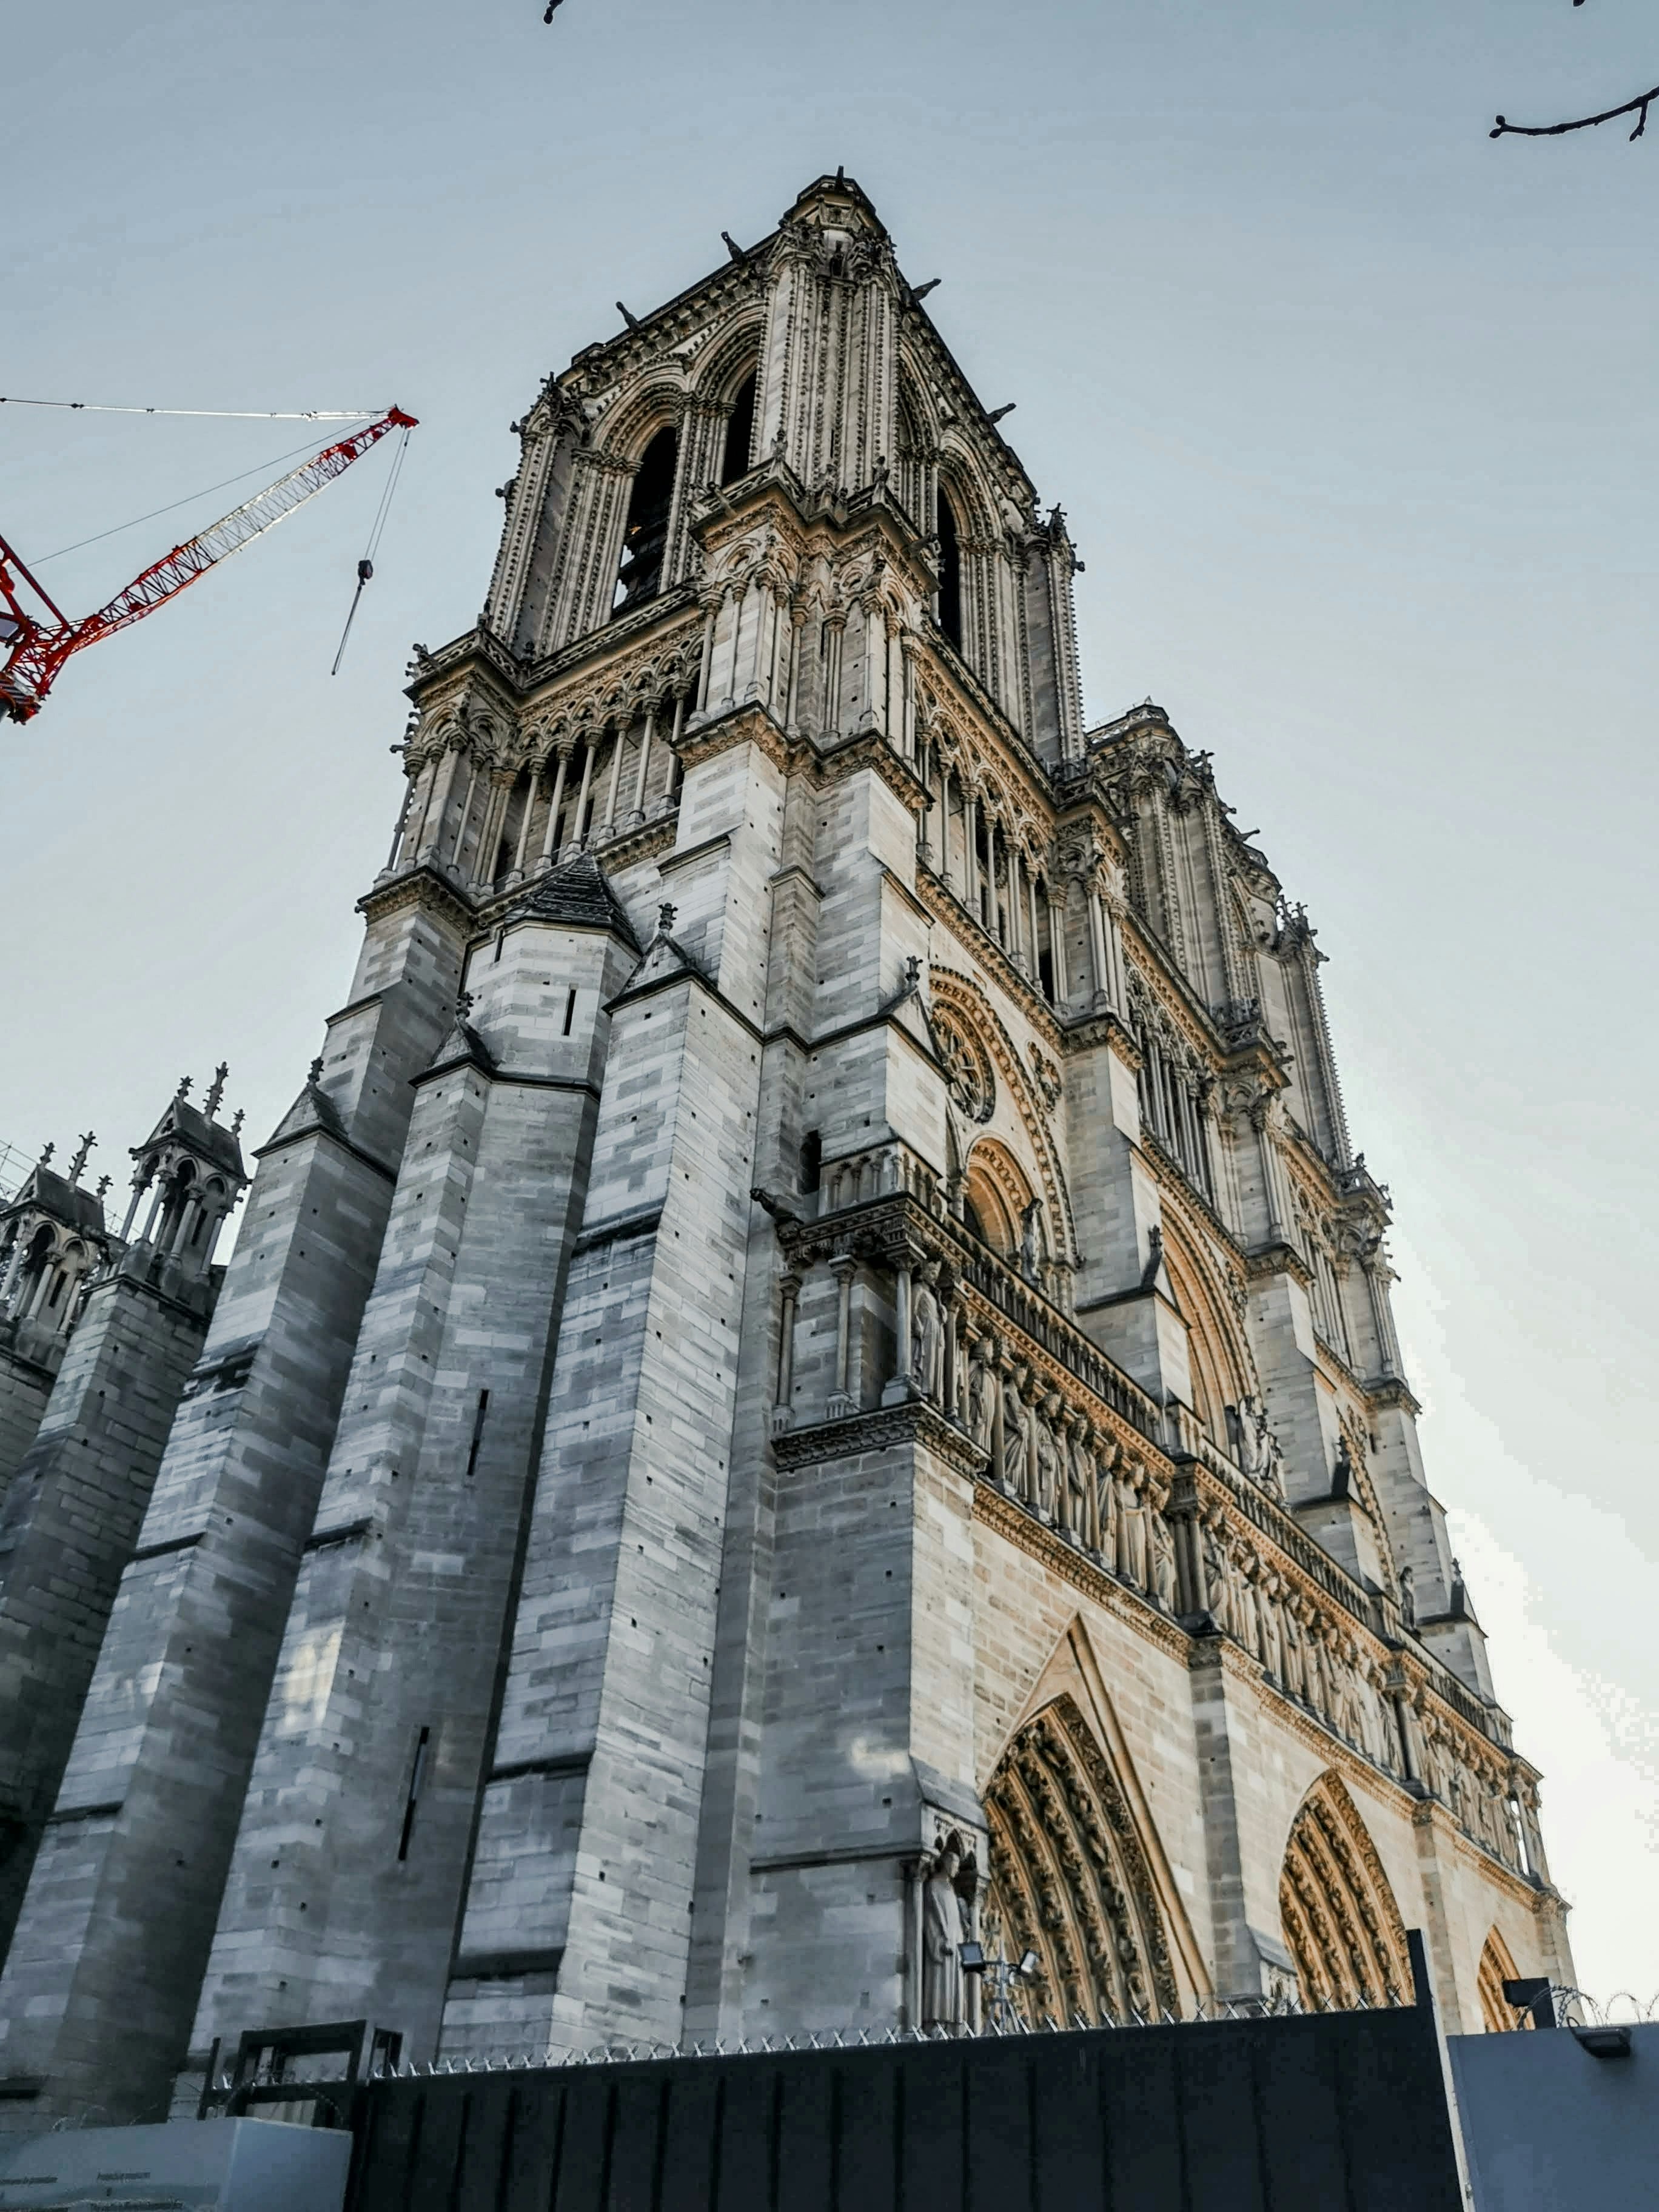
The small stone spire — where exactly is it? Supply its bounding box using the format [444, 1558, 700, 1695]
[455, 988, 476, 1024]
[308, 1055, 325, 1086]
[204, 1064, 229, 1119]
[657, 901, 677, 938]
[176, 1076, 193, 1101]
[68, 1133, 96, 1185]
[37, 1141, 55, 1169]
[230, 1109, 246, 1139]
[94, 1175, 112, 1201]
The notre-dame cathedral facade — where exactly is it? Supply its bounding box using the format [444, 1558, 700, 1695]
[0, 173, 1570, 2124]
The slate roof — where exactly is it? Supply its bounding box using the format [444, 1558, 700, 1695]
[133, 1094, 247, 1181]
[1, 1165, 107, 1237]
[508, 851, 640, 951]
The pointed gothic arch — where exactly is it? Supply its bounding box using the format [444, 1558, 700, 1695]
[1153, 1201, 1251, 1443]
[1279, 1772, 1412, 2009]
[1476, 1926, 1529, 2033]
[929, 968, 1078, 1269]
[980, 1694, 1179, 2026]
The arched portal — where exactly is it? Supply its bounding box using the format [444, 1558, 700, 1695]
[980, 1695, 1178, 2026]
[1279, 1772, 1412, 2009]
[1476, 1926, 1529, 2033]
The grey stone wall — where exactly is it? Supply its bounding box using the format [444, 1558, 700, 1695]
[0, 1259, 215, 1965]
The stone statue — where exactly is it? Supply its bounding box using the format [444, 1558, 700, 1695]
[1033, 1395, 1063, 1520]
[1201, 1523, 1234, 1635]
[1149, 1493, 1178, 1611]
[1096, 1440, 1119, 1563]
[1227, 1395, 1261, 1476]
[1116, 1460, 1148, 1589]
[1066, 1422, 1101, 1552]
[1258, 1572, 1284, 1679]
[1236, 1557, 1262, 1660]
[1001, 1376, 1029, 1496]
[921, 1841, 967, 2028]
[910, 1262, 943, 1403]
[968, 1350, 996, 1458]
[1398, 1564, 1416, 1629]
[1018, 1198, 1043, 1282]
[1281, 1599, 1305, 1700]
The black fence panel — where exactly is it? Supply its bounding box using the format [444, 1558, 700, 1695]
[347, 2009, 1461, 2212]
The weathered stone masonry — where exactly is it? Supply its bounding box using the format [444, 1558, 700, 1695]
[0, 172, 1571, 2121]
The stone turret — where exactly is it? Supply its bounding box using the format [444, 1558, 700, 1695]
[0, 1144, 118, 1509]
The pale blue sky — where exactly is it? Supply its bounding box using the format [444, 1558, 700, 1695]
[5, 0, 1655, 1995]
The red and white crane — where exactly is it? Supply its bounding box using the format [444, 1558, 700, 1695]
[0, 405, 417, 723]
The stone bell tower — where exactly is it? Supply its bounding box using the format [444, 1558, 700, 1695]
[0, 174, 1567, 2125]
[0, 1079, 246, 1965]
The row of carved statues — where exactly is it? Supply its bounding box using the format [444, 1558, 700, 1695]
[889, 1258, 1536, 1882]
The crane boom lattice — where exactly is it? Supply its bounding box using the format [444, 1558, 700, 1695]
[1, 407, 417, 723]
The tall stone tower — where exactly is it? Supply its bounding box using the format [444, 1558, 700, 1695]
[0, 175, 1569, 2125]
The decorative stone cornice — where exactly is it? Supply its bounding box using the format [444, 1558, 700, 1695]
[357, 861, 475, 935]
[773, 1398, 987, 1480]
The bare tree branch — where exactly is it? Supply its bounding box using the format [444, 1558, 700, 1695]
[1492, 87, 1659, 141]
[1492, 0, 1657, 142]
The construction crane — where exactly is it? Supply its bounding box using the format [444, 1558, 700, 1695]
[0, 406, 417, 724]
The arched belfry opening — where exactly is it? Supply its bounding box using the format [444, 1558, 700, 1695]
[980, 1695, 1179, 2026]
[936, 485, 964, 650]
[720, 370, 758, 487]
[1279, 1772, 1412, 2009]
[614, 426, 677, 612]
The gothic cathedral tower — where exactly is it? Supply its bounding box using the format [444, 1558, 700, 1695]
[0, 176, 1569, 2125]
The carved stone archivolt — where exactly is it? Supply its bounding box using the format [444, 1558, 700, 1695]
[1476, 1925, 1526, 2034]
[1278, 1772, 1412, 2010]
[980, 1696, 1179, 2026]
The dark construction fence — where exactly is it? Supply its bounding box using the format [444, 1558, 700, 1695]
[345, 2005, 1462, 2212]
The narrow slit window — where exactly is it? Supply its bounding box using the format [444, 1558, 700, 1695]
[563, 987, 577, 1037]
[464, 1388, 490, 1480]
[397, 1726, 431, 1862]
[937, 488, 964, 650]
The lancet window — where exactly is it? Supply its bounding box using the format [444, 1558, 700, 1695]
[719, 370, 757, 488]
[936, 487, 964, 651]
[1295, 1195, 1352, 1364]
[1130, 983, 1215, 1202]
[613, 427, 678, 612]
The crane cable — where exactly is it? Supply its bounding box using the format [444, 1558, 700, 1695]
[331, 423, 412, 676]
[29, 429, 367, 566]
[0, 397, 384, 421]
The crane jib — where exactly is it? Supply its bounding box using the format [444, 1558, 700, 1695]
[0, 406, 417, 723]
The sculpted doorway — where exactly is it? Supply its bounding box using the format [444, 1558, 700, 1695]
[980, 1695, 1179, 2026]
[1279, 1772, 1412, 2009]
[1476, 1926, 1530, 2032]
